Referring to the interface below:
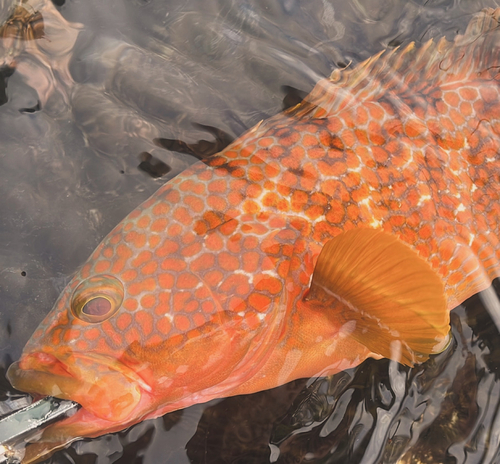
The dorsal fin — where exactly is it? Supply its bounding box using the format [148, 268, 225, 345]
[288, 8, 500, 120]
[306, 229, 450, 366]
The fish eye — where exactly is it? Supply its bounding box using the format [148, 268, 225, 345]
[82, 297, 112, 317]
[71, 275, 124, 323]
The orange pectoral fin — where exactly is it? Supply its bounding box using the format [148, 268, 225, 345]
[305, 228, 450, 366]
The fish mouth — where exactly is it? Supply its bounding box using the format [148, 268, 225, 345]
[7, 351, 151, 423]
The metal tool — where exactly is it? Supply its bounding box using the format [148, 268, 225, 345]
[0, 397, 79, 463]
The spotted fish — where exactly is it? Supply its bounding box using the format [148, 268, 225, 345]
[8, 8, 500, 463]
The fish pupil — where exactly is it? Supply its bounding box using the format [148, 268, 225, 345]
[82, 297, 111, 316]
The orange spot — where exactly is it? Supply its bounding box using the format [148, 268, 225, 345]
[133, 251, 153, 268]
[150, 290, 168, 312]
[175, 315, 191, 332]
[277, 261, 290, 279]
[305, 205, 324, 220]
[243, 200, 259, 214]
[372, 146, 389, 163]
[207, 195, 227, 211]
[220, 219, 238, 236]
[383, 119, 403, 136]
[243, 236, 259, 249]
[459, 87, 478, 101]
[302, 134, 318, 147]
[80, 263, 92, 279]
[155, 239, 179, 257]
[185, 300, 199, 313]
[135, 311, 154, 336]
[63, 329, 81, 342]
[208, 179, 227, 193]
[204, 270, 224, 286]
[248, 293, 272, 312]
[158, 273, 174, 289]
[344, 172, 361, 188]
[242, 312, 260, 330]
[173, 207, 192, 225]
[366, 102, 385, 120]
[140, 294, 156, 309]
[190, 253, 216, 272]
[177, 273, 199, 289]
[94, 260, 110, 273]
[172, 292, 190, 311]
[479, 86, 498, 104]
[117, 244, 133, 259]
[151, 218, 168, 232]
[137, 216, 151, 228]
[123, 298, 138, 312]
[96, 338, 112, 352]
[218, 252, 239, 271]
[279, 130, 300, 147]
[141, 261, 158, 275]
[122, 269, 138, 282]
[404, 118, 426, 138]
[368, 121, 385, 145]
[128, 277, 156, 296]
[111, 259, 126, 274]
[76, 340, 88, 351]
[255, 276, 282, 294]
[161, 258, 186, 272]
[184, 195, 204, 213]
[258, 137, 274, 148]
[355, 129, 369, 145]
[124, 327, 141, 345]
[84, 328, 101, 341]
[102, 247, 114, 259]
[460, 101, 472, 117]
[443, 91, 459, 107]
[168, 224, 182, 236]
[149, 235, 161, 249]
[206, 233, 224, 251]
[264, 161, 281, 178]
[179, 243, 200, 258]
[157, 317, 172, 335]
[109, 233, 122, 246]
[192, 313, 206, 327]
[117, 313, 132, 331]
[103, 321, 122, 347]
[269, 146, 285, 159]
[241, 144, 256, 156]
[246, 184, 262, 198]
[220, 274, 250, 295]
[152, 202, 170, 216]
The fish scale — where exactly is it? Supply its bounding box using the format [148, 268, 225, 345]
[7, 7, 500, 463]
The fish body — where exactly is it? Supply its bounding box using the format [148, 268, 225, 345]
[7, 8, 500, 462]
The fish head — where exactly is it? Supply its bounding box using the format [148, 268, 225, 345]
[7, 273, 148, 425]
[6, 183, 286, 455]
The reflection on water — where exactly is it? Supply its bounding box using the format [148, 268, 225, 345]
[1, 0, 500, 462]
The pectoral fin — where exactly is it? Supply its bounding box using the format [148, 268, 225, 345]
[306, 228, 450, 366]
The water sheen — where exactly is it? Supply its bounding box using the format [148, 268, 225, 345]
[1, 0, 500, 462]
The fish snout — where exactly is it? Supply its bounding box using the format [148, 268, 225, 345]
[7, 351, 144, 423]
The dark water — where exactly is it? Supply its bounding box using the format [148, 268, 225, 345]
[1, 0, 500, 462]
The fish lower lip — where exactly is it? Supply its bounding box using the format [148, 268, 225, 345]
[7, 353, 145, 423]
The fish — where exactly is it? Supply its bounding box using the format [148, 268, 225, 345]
[7, 7, 500, 463]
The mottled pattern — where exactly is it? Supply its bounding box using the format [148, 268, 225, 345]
[9, 7, 500, 452]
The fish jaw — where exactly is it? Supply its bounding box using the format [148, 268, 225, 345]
[7, 350, 150, 423]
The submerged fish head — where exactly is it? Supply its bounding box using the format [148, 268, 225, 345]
[6, 274, 150, 424]
[7, 183, 286, 450]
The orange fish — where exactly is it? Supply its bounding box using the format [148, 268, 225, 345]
[7, 7, 500, 463]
